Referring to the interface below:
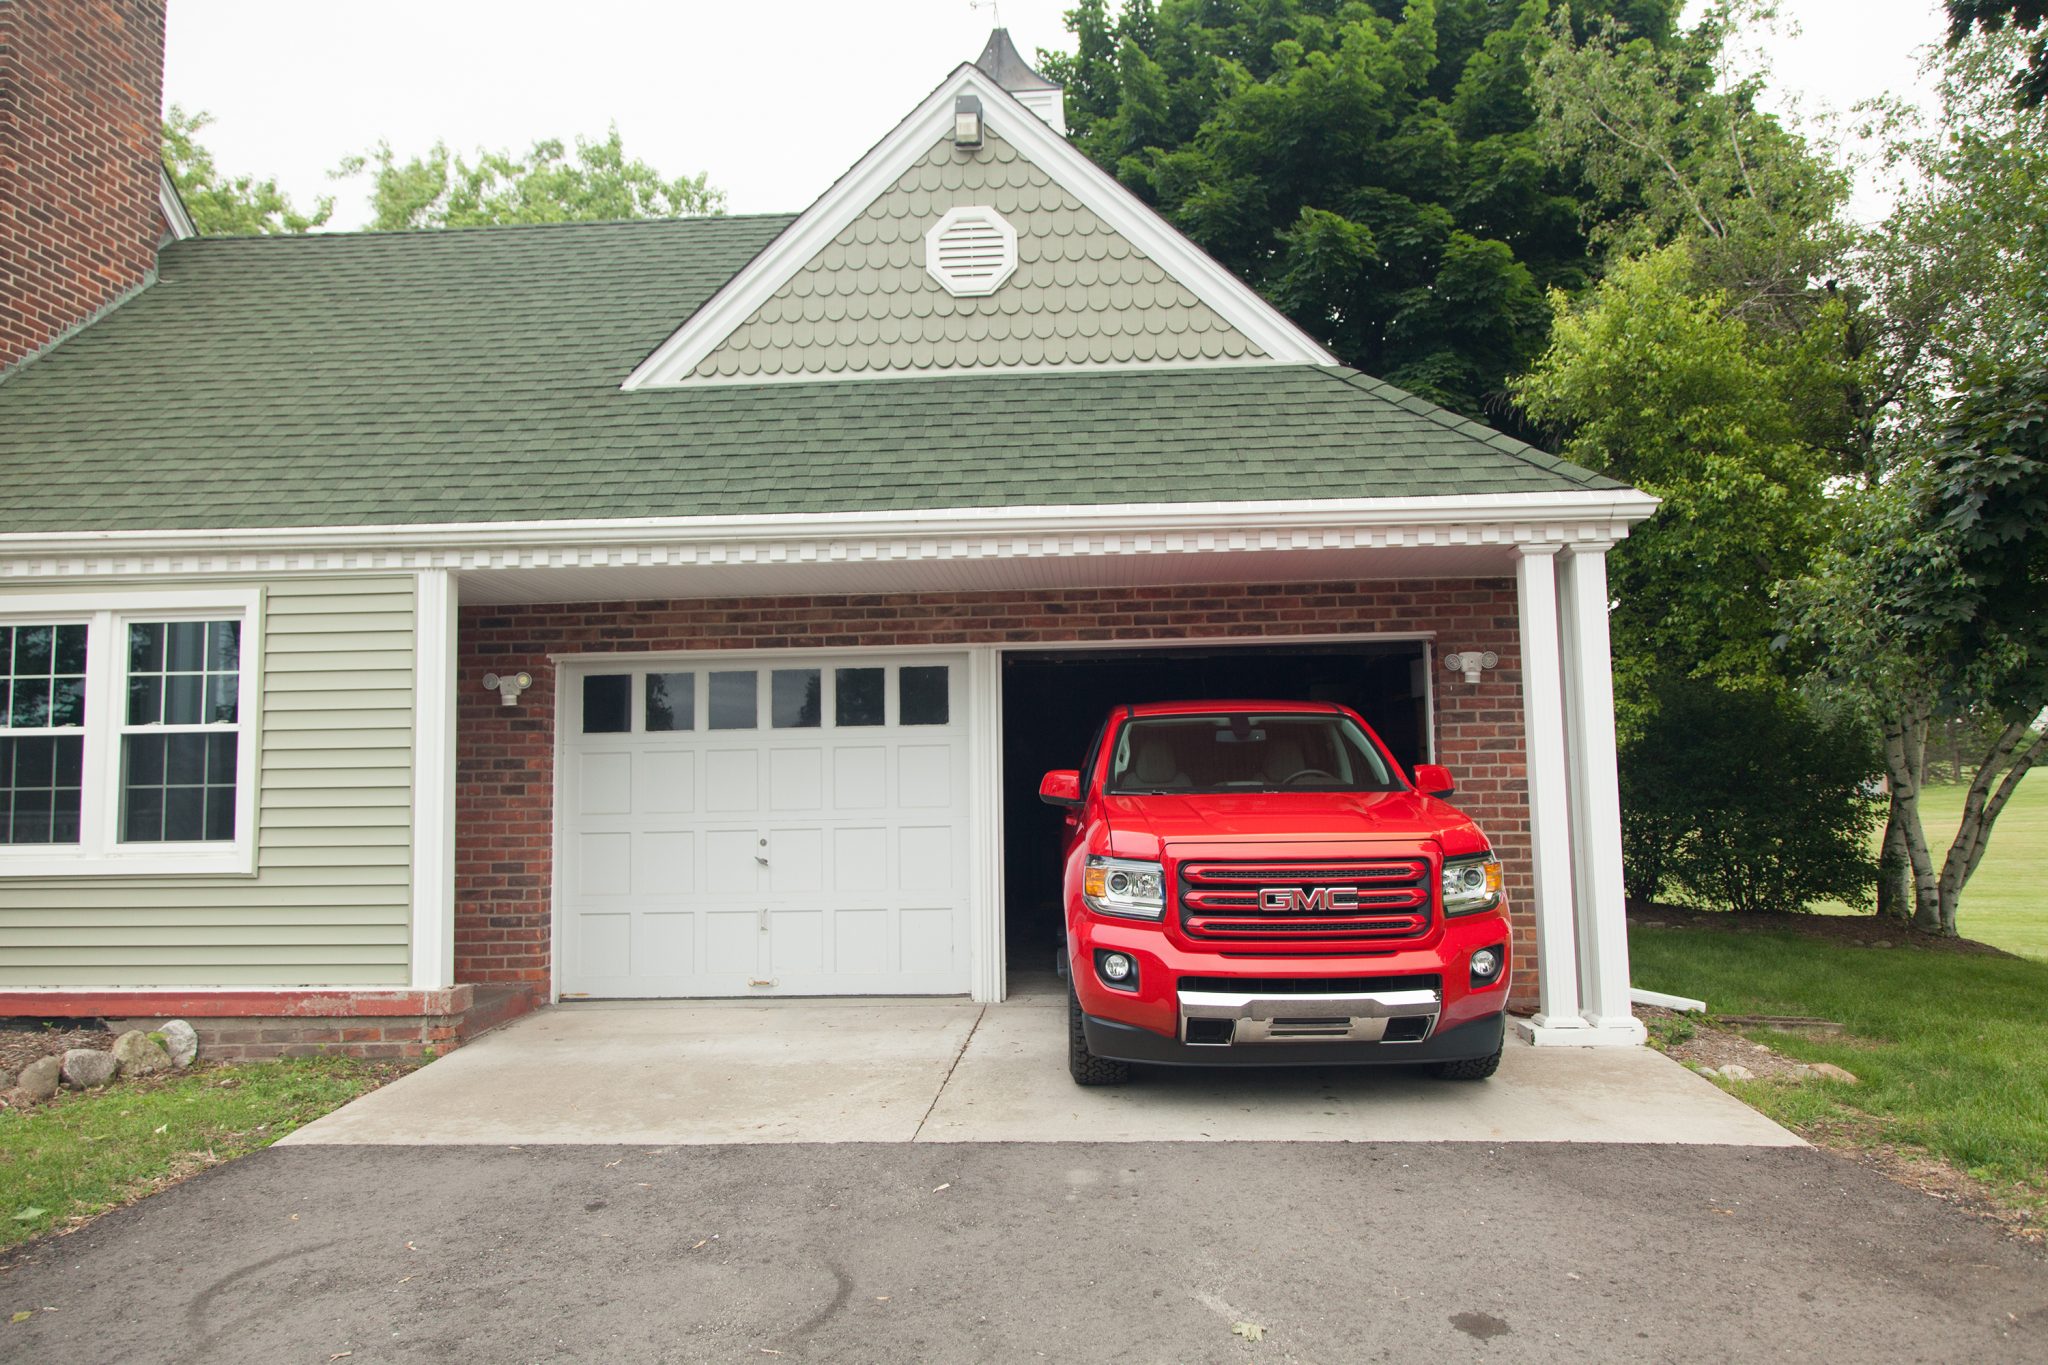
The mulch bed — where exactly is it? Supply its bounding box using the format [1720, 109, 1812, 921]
[0, 1022, 111, 1083]
[1629, 901, 2017, 956]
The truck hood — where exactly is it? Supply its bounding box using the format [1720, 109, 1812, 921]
[1100, 791, 1488, 860]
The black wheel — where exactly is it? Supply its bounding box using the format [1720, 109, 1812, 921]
[1068, 979, 1131, 1087]
[1430, 1045, 1502, 1081]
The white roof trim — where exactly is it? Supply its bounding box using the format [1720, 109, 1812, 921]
[158, 166, 197, 241]
[0, 490, 1658, 580]
[621, 65, 1337, 391]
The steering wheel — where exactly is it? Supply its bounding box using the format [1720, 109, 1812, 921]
[1282, 768, 1340, 788]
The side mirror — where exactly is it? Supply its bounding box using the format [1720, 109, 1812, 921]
[1413, 763, 1455, 798]
[1038, 769, 1083, 808]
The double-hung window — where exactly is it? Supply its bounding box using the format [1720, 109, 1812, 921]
[0, 589, 261, 876]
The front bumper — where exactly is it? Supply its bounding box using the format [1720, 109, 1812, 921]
[1084, 1007, 1506, 1067]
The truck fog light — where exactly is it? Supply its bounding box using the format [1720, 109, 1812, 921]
[1469, 946, 1504, 988]
[1094, 949, 1138, 990]
[1102, 953, 1132, 981]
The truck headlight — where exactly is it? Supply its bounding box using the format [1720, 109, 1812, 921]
[1083, 856, 1166, 920]
[1442, 854, 1502, 916]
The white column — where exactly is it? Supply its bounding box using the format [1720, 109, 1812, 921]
[1559, 545, 1645, 1043]
[409, 569, 459, 990]
[1511, 545, 1588, 1042]
[966, 646, 1007, 1003]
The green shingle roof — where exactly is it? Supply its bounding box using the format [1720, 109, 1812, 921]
[0, 216, 1616, 533]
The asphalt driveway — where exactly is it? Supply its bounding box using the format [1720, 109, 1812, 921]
[2, 1141, 2041, 1363]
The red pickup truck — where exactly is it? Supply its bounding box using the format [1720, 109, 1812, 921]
[1039, 700, 1510, 1086]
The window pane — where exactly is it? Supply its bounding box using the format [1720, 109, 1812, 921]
[708, 671, 757, 730]
[127, 675, 161, 726]
[582, 674, 631, 734]
[206, 673, 239, 724]
[129, 623, 164, 672]
[53, 624, 86, 675]
[0, 736, 83, 845]
[166, 621, 206, 673]
[164, 674, 204, 726]
[645, 673, 695, 732]
[900, 666, 950, 726]
[835, 668, 885, 726]
[771, 669, 821, 728]
[121, 732, 236, 844]
[10, 678, 48, 728]
[206, 620, 240, 672]
[13, 626, 51, 675]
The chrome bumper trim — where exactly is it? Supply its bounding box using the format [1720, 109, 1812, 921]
[1177, 987, 1443, 1045]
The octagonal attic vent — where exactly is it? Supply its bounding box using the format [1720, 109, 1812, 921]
[924, 206, 1018, 297]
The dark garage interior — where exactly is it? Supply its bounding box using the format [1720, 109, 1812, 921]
[999, 640, 1432, 976]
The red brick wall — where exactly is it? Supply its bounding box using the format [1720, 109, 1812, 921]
[456, 581, 1537, 1011]
[0, 0, 166, 370]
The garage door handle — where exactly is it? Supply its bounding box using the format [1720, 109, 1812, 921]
[755, 854, 769, 865]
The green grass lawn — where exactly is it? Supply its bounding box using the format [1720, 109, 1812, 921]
[1631, 922, 2048, 1214]
[1914, 770, 2048, 959]
[0, 1057, 404, 1251]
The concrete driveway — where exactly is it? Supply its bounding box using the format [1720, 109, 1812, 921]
[282, 980, 1795, 1147]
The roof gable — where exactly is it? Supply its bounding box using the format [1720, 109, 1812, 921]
[623, 64, 1336, 390]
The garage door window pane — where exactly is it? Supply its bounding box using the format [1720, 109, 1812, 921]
[771, 668, 821, 728]
[900, 666, 950, 726]
[835, 668, 884, 726]
[709, 671, 757, 729]
[646, 673, 695, 732]
[582, 675, 631, 734]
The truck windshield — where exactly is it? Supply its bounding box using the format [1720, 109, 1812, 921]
[1105, 714, 1401, 794]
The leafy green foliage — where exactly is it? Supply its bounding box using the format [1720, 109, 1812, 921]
[161, 106, 332, 236]
[1618, 675, 1881, 912]
[1516, 245, 1845, 713]
[1039, 0, 1686, 418]
[336, 126, 723, 231]
[1947, 0, 2048, 105]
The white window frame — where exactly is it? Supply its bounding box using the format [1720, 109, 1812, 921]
[0, 587, 263, 877]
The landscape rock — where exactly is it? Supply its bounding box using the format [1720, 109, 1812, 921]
[1789, 1064, 1820, 1081]
[1692, 1064, 1720, 1078]
[112, 1030, 173, 1078]
[1810, 1062, 1860, 1085]
[19, 1055, 62, 1100]
[1718, 1063, 1757, 1081]
[157, 1019, 200, 1068]
[0, 1068, 12, 1091]
[61, 1049, 117, 1089]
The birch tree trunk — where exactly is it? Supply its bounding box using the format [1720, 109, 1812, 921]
[1881, 704, 1942, 933]
[1936, 723, 2044, 933]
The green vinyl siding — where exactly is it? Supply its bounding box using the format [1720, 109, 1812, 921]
[0, 575, 416, 987]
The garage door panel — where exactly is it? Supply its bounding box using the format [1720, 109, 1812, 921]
[833, 827, 887, 891]
[767, 826, 824, 893]
[632, 830, 694, 898]
[769, 748, 825, 811]
[898, 745, 952, 807]
[834, 908, 890, 973]
[635, 750, 696, 813]
[833, 747, 886, 810]
[562, 653, 970, 998]
[579, 751, 633, 814]
[704, 748, 759, 812]
[578, 833, 632, 896]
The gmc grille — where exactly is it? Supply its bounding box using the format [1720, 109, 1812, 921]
[1177, 858, 1433, 943]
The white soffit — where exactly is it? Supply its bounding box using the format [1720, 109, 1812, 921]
[622, 64, 1337, 390]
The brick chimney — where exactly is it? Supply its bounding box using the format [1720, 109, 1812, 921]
[0, 0, 170, 372]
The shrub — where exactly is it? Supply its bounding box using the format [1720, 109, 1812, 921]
[1620, 676, 1882, 913]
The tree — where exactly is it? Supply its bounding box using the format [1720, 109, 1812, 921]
[1787, 360, 2048, 935]
[1038, 0, 1687, 420]
[161, 105, 332, 235]
[335, 126, 723, 231]
[1947, 1, 2048, 105]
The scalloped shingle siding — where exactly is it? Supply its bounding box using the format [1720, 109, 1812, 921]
[693, 133, 1263, 380]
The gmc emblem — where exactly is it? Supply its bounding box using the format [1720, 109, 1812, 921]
[1258, 886, 1360, 913]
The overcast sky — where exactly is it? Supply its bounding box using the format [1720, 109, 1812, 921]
[163, 0, 1951, 230]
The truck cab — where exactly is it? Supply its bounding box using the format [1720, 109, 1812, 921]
[1039, 700, 1511, 1085]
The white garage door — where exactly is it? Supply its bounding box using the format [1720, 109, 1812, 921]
[560, 654, 971, 997]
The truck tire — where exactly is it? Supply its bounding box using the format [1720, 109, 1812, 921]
[1430, 1045, 1502, 1081]
[1068, 981, 1131, 1087]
